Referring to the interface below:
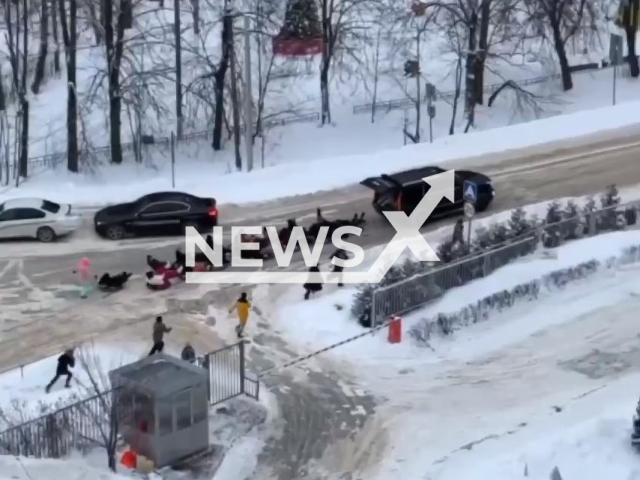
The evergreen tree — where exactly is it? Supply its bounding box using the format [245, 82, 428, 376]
[436, 239, 456, 263]
[488, 223, 510, 245]
[281, 0, 322, 39]
[544, 201, 563, 247]
[599, 184, 621, 231]
[562, 200, 581, 239]
[508, 207, 531, 238]
[600, 184, 620, 208]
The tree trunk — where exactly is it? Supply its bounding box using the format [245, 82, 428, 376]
[0, 65, 6, 111]
[59, 0, 78, 172]
[212, 11, 231, 151]
[32, 0, 49, 94]
[625, 0, 640, 77]
[551, 20, 573, 90]
[449, 54, 462, 135]
[191, 0, 200, 35]
[174, 0, 183, 137]
[320, 58, 331, 125]
[474, 0, 490, 104]
[228, 18, 242, 171]
[51, 0, 60, 72]
[464, 12, 478, 130]
[320, 0, 331, 125]
[18, 0, 29, 178]
[85, 1, 103, 44]
[103, 0, 125, 164]
[413, 30, 421, 143]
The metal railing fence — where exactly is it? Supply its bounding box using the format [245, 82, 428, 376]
[370, 199, 640, 326]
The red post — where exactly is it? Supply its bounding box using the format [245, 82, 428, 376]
[388, 315, 402, 344]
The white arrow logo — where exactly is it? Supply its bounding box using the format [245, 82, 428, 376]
[186, 170, 455, 284]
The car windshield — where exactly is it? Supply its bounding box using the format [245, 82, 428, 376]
[0, 203, 3, 213]
[41, 200, 61, 213]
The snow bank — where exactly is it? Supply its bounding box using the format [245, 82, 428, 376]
[0, 455, 133, 480]
[267, 230, 640, 369]
[4, 100, 640, 207]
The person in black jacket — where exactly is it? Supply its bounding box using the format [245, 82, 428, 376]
[303, 266, 323, 300]
[331, 249, 349, 287]
[181, 342, 196, 363]
[45, 348, 75, 393]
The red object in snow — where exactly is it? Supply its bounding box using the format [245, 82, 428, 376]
[272, 35, 323, 56]
[121, 449, 137, 469]
[388, 315, 402, 344]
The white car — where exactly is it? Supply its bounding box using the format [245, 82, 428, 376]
[0, 198, 82, 242]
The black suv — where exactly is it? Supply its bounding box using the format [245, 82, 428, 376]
[361, 166, 494, 221]
[94, 191, 218, 240]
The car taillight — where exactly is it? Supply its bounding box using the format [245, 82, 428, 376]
[207, 207, 218, 217]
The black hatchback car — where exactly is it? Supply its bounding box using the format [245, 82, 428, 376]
[361, 166, 494, 221]
[94, 191, 218, 240]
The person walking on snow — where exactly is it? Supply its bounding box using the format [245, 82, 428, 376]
[331, 249, 349, 287]
[303, 266, 323, 300]
[229, 292, 251, 338]
[45, 348, 75, 393]
[73, 257, 94, 298]
[149, 316, 172, 355]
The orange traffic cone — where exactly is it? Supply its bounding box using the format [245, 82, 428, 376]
[120, 448, 137, 469]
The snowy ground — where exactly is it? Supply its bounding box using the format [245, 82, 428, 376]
[219, 229, 640, 480]
[5, 61, 640, 207]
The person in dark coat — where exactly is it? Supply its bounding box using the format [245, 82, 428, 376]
[330, 249, 349, 287]
[453, 219, 464, 245]
[303, 266, 323, 300]
[181, 342, 196, 363]
[149, 316, 172, 355]
[45, 348, 75, 393]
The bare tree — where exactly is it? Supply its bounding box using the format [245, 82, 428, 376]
[228, 12, 242, 170]
[191, 0, 200, 35]
[173, 0, 183, 138]
[31, 0, 50, 94]
[58, 0, 79, 172]
[616, 0, 639, 77]
[318, 0, 371, 125]
[385, 2, 437, 143]
[80, 0, 104, 45]
[51, 0, 61, 72]
[525, 0, 588, 90]
[75, 348, 120, 472]
[102, 0, 127, 164]
[4, 0, 30, 178]
[212, 3, 232, 151]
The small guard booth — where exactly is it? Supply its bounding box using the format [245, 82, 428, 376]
[109, 353, 209, 468]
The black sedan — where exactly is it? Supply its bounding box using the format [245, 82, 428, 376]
[94, 192, 218, 240]
[361, 165, 494, 222]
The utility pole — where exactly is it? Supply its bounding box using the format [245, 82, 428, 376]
[243, 14, 254, 172]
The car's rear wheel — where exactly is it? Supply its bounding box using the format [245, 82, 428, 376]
[105, 225, 125, 240]
[36, 227, 56, 243]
